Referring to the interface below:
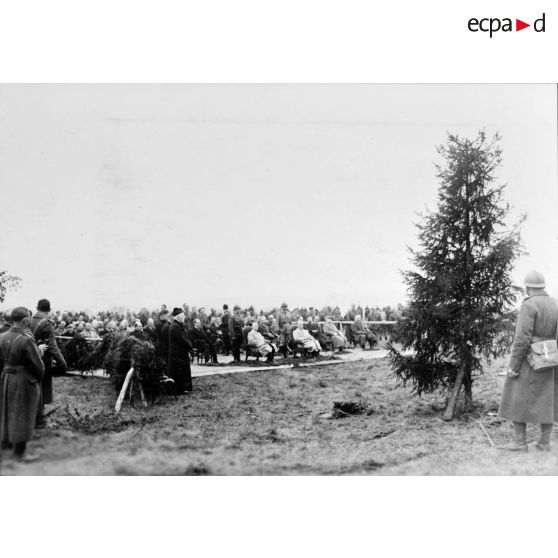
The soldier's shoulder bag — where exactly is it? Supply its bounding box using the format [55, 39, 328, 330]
[528, 322, 558, 372]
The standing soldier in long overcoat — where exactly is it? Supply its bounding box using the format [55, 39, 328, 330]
[220, 304, 232, 356]
[498, 271, 558, 451]
[0, 307, 45, 462]
[29, 299, 67, 428]
[228, 305, 244, 363]
[168, 308, 193, 394]
[275, 303, 293, 357]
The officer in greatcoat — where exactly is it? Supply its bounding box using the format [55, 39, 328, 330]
[228, 305, 244, 363]
[29, 299, 67, 428]
[275, 303, 293, 357]
[220, 304, 232, 355]
[498, 271, 558, 451]
[0, 307, 45, 462]
[168, 307, 193, 394]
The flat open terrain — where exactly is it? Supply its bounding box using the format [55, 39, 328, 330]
[2, 356, 558, 475]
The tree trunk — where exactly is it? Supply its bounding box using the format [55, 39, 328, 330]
[442, 363, 465, 421]
[463, 367, 473, 411]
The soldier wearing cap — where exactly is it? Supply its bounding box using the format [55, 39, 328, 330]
[29, 298, 67, 428]
[220, 304, 232, 355]
[498, 270, 558, 451]
[276, 303, 292, 357]
[0, 307, 45, 462]
[228, 305, 244, 363]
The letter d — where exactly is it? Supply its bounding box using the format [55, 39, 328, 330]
[534, 13, 545, 32]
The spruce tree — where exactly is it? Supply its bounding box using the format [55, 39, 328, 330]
[387, 131, 524, 420]
[0, 270, 21, 304]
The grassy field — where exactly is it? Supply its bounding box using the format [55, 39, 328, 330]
[2, 356, 558, 475]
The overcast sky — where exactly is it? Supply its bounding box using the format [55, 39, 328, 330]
[0, 84, 556, 312]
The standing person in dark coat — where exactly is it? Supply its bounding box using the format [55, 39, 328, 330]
[205, 318, 221, 363]
[29, 299, 67, 428]
[0, 307, 45, 462]
[155, 309, 170, 337]
[158, 311, 172, 364]
[168, 308, 193, 394]
[0, 310, 13, 372]
[276, 303, 293, 357]
[229, 305, 244, 363]
[498, 271, 558, 451]
[220, 304, 232, 355]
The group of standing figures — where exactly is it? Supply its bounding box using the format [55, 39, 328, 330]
[0, 299, 67, 463]
[4, 272, 555, 464]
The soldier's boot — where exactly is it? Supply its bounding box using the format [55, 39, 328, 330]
[13, 442, 40, 463]
[497, 421, 528, 452]
[535, 423, 553, 451]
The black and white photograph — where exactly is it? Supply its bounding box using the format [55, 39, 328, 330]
[1, 83, 556, 475]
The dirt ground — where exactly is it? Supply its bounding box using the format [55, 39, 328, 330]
[2, 356, 558, 475]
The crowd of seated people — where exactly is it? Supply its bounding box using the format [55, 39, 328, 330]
[1, 301, 402, 368]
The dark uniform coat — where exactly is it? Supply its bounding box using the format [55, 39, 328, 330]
[219, 311, 232, 353]
[275, 310, 292, 346]
[228, 312, 244, 361]
[0, 326, 45, 443]
[159, 319, 171, 363]
[29, 311, 66, 405]
[499, 292, 558, 424]
[168, 320, 193, 393]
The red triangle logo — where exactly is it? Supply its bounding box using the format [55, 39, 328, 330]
[516, 19, 530, 31]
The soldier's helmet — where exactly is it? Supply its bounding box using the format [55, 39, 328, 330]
[524, 270, 545, 289]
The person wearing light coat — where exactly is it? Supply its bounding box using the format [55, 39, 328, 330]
[292, 318, 321, 355]
[498, 270, 558, 451]
[322, 316, 347, 350]
[247, 322, 275, 362]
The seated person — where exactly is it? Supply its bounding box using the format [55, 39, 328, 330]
[258, 315, 278, 344]
[247, 322, 275, 362]
[292, 318, 321, 356]
[351, 315, 379, 349]
[206, 316, 222, 341]
[306, 317, 321, 337]
[322, 316, 347, 351]
[313, 315, 333, 346]
[190, 318, 218, 364]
